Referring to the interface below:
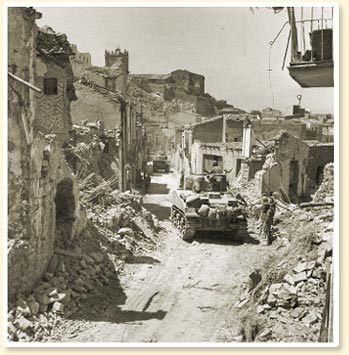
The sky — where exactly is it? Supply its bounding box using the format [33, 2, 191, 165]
[36, 6, 335, 114]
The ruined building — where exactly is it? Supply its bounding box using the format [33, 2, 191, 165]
[70, 44, 92, 68]
[175, 111, 334, 202]
[70, 46, 144, 189]
[71, 48, 129, 127]
[34, 25, 77, 141]
[8, 7, 85, 301]
[130, 69, 215, 116]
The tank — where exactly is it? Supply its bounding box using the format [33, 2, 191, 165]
[151, 153, 170, 173]
[170, 174, 248, 242]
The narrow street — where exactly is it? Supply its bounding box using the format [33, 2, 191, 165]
[47, 173, 270, 343]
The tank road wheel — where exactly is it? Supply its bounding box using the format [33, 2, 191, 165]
[170, 206, 176, 222]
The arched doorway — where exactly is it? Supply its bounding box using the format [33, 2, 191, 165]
[316, 165, 324, 185]
[55, 178, 75, 248]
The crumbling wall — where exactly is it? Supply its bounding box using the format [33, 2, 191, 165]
[8, 134, 86, 301]
[34, 26, 77, 141]
[8, 7, 38, 246]
[306, 145, 334, 196]
[8, 8, 86, 301]
[251, 120, 308, 142]
[71, 83, 121, 129]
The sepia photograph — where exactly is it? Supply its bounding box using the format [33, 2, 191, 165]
[5, 2, 338, 346]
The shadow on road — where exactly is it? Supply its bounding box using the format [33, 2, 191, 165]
[65, 276, 167, 325]
[126, 255, 161, 264]
[148, 183, 169, 195]
[193, 231, 260, 246]
[112, 308, 166, 323]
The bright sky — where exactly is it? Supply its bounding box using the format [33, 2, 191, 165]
[36, 6, 334, 114]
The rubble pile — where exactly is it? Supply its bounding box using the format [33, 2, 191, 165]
[37, 26, 73, 55]
[7, 233, 117, 342]
[8, 176, 160, 342]
[63, 123, 118, 181]
[313, 163, 334, 203]
[234, 161, 334, 342]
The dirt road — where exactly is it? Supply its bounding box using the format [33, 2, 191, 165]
[48, 173, 270, 343]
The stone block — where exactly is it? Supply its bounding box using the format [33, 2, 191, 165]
[118, 227, 135, 238]
[293, 263, 307, 273]
[290, 307, 307, 319]
[302, 312, 318, 326]
[38, 303, 48, 314]
[14, 316, 33, 331]
[269, 283, 283, 294]
[283, 274, 295, 285]
[80, 259, 87, 269]
[8, 322, 17, 336]
[258, 328, 272, 339]
[90, 252, 104, 264]
[267, 293, 277, 306]
[52, 302, 64, 314]
[35, 292, 50, 305]
[84, 254, 95, 265]
[325, 221, 334, 232]
[293, 271, 307, 284]
[16, 299, 31, 317]
[27, 300, 39, 315]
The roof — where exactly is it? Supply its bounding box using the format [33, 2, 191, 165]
[304, 141, 334, 147]
[219, 107, 245, 114]
[129, 74, 171, 80]
[170, 69, 204, 78]
[190, 114, 247, 128]
[195, 141, 243, 150]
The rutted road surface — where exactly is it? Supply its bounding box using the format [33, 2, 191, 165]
[51, 173, 270, 343]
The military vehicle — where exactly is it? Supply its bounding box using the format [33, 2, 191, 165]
[151, 153, 170, 173]
[170, 174, 248, 242]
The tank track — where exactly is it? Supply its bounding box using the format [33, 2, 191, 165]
[170, 206, 197, 242]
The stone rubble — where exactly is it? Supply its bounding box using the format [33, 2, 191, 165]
[7, 185, 160, 342]
[236, 162, 334, 343]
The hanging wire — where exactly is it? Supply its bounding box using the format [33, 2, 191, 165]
[243, 7, 246, 55]
[282, 30, 291, 70]
[267, 20, 289, 109]
[301, 7, 306, 54]
[268, 44, 274, 109]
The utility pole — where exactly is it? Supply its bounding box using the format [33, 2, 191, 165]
[119, 99, 127, 192]
[222, 114, 227, 143]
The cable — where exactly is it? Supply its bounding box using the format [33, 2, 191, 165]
[268, 44, 274, 109]
[243, 8, 246, 55]
[267, 20, 289, 109]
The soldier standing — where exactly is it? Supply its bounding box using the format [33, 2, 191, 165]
[260, 194, 272, 245]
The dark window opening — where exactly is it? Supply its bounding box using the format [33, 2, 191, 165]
[236, 159, 242, 176]
[43, 78, 58, 95]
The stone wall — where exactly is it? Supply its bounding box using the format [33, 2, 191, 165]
[34, 57, 74, 140]
[174, 92, 215, 116]
[170, 69, 205, 96]
[8, 7, 86, 302]
[71, 83, 121, 129]
[252, 120, 308, 142]
[8, 136, 86, 301]
[253, 133, 325, 202]
[306, 144, 334, 196]
[192, 117, 243, 143]
[190, 142, 243, 182]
